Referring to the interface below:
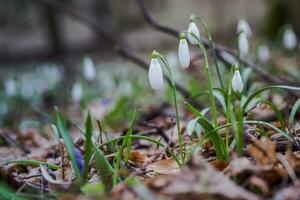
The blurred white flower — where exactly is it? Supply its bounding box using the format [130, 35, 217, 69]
[283, 28, 297, 50]
[71, 82, 83, 102]
[83, 57, 96, 81]
[237, 18, 252, 38]
[238, 32, 249, 58]
[148, 52, 163, 90]
[187, 22, 200, 45]
[257, 44, 270, 63]
[178, 33, 190, 69]
[232, 68, 243, 93]
[4, 78, 16, 96]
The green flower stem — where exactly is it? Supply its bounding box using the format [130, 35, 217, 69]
[191, 15, 224, 88]
[157, 54, 185, 164]
[195, 37, 218, 129]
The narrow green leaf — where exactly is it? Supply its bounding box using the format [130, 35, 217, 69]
[55, 108, 82, 182]
[93, 143, 114, 191]
[2, 159, 59, 170]
[84, 111, 93, 182]
[289, 98, 300, 127]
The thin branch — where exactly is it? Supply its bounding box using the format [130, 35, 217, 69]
[28, 0, 202, 107]
[136, 0, 300, 88]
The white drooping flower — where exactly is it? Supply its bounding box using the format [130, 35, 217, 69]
[4, 78, 16, 96]
[83, 57, 96, 81]
[178, 33, 190, 69]
[71, 82, 83, 102]
[283, 28, 297, 50]
[238, 32, 249, 58]
[232, 67, 243, 93]
[257, 44, 270, 63]
[237, 18, 252, 38]
[187, 21, 200, 45]
[148, 51, 164, 90]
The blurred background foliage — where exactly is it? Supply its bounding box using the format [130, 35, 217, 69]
[0, 0, 299, 129]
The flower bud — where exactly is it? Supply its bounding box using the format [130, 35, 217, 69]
[71, 82, 82, 102]
[178, 33, 190, 68]
[83, 57, 96, 81]
[148, 51, 164, 90]
[257, 44, 270, 63]
[283, 28, 297, 50]
[187, 21, 200, 45]
[238, 32, 249, 58]
[232, 67, 243, 93]
[237, 18, 252, 38]
[4, 78, 16, 96]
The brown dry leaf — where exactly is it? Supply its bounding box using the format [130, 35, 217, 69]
[284, 150, 300, 174]
[149, 154, 259, 200]
[224, 157, 261, 175]
[249, 176, 269, 196]
[147, 159, 180, 175]
[125, 150, 149, 167]
[248, 137, 277, 165]
[209, 159, 228, 171]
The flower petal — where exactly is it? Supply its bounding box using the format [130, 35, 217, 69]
[232, 70, 243, 93]
[178, 39, 190, 68]
[148, 58, 164, 90]
[187, 22, 200, 45]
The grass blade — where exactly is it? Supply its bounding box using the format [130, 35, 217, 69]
[55, 107, 82, 183]
[93, 143, 114, 191]
[2, 159, 59, 170]
[289, 98, 300, 127]
[83, 111, 93, 182]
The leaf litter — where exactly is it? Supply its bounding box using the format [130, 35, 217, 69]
[1, 100, 300, 200]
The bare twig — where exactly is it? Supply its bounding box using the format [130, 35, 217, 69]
[136, 0, 300, 88]
[29, 0, 203, 107]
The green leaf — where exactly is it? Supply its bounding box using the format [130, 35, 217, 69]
[84, 111, 93, 182]
[289, 98, 300, 127]
[55, 107, 82, 183]
[51, 124, 60, 144]
[257, 100, 287, 131]
[242, 85, 300, 111]
[2, 159, 59, 170]
[185, 102, 228, 160]
[93, 143, 114, 191]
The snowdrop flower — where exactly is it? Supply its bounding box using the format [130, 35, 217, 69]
[148, 51, 163, 90]
[71, 82, 83, 102]
[257, 44, 270, 63]
[187, 21, 200, 45]
[4, 78, 16, 96]
[283, 28, 297, 50]
[238, 32, 249, 58]
[83, 57, 96, 81]
[237, 18, 252, 38]
[178, 33, 190, 68]
[231, 66, 243, 93]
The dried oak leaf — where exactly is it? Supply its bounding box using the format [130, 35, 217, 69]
[125, 150, 149, 167]
[249, 176, 270, 196]
[248, 138, 277, 166]
[147, 159, 180, 175]
[148, 154, 259, 200]
[284, 150, 300, 174]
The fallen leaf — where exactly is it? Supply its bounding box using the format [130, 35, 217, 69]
[125, 150, 149, 167]
[248, 138, 277, 165]
[147, 159, 180, 175]
[249, 176, 269, 196]
[149, 154, 259, 200]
